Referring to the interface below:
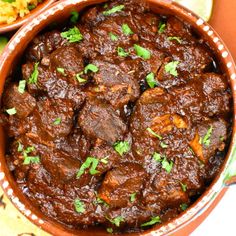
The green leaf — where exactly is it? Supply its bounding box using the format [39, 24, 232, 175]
[160, 141, 168, 149]
[107, 216, 124, 227]
[84, 64, 99, 74]
[56, 67, 66, 75]
[161, 157, 173, 173]
[74, 198, 85, 213]
[61, 26, 83, 43]
[101, 156, 109, 164]
[164, 61, 179, 77]
[76, 72, 87, 83]
[146, 128, 162, 140]
[113, 141, 130, 156]
[146, 72, 157, 88]
[23, 156, 40, 165]
[109, 32, 118, 41]
[17, 142, 23, 152]
[106, 228, 113, 233]
[70, 11, 79, 23]
[180, 203, 188, 211]
[158, 22, 166, 33]
[134, 44, 151, 60]
[167, 36, 182, 44]
[29, 62, 39, 84]
[130, 193, 136, 203]
[202, 125, 213, 147]
[53, 117, 61, 125]
[153, 152, 162, 162]
[117, 47, 129, 57]
[76, 157, 100, 178]
[180, 182, 187, 192]
[103, 5, 125, 16]
[122, 24, 133, 35]
[94, 196, 109, 207]
[27, 4, 36, 10]
[141, 216, 161, 227]
[6, 107, 16, 115]
[18, 80, 26, 94]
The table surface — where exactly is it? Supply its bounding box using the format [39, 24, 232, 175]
[0, 0, 236, 235]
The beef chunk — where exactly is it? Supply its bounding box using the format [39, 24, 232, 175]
[98, 163, 146, 207]
[78, 98, 127, 144]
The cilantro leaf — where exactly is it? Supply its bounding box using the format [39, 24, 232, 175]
[180, 203, 188, 211]
[53, 117, 61, 125]
[167, 36, 182, 44]
[164, 61, 179, 76]
[107, 228, 113, 233]
[6, 107, 16, 115]
[122, 24, 133, 35]
[76, 72, 87, 83]
[109, 32, 118, 41]
[29, 62, 39, 84]
[27, 4, 36, 10]
[56, 67, 66, 75]
[18, 80, 26, 94]
[74, 198, 85, 213]
[61, 26, 83, 43]
[76, 157, 100, 178]
[17, 142, 23, 152]
[160, 141, 168, 149]
[113, 141, 130, 156]
[146, 72, 157, 88]
[84, 64, 99, 74]
[161, 157, 173, 173]
[134, 44, 151, 60]
[141, 216, 161, 227]
[70, 11, 79, 23]
[153, 152, 161, 162]
[202, 125, 213, 147]
[146, 128, 162, 140]
[180, 182, 187, 192]
[130, 193, 136, 203]
[117, 47, 129, 57]
[107, 216, 124, 227]
[103, 5, 125, 16]
[23, 156, 40, 165]
[158, 22, 166, 33]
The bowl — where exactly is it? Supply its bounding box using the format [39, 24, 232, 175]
[0, 0, 236, 235]
[0, 0, 56, 34]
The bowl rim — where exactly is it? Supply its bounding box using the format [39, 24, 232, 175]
[0, 0, 235, 235]
[0, 0, 57, 33]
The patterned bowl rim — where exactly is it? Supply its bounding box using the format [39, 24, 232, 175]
[0, 0, 235, 235]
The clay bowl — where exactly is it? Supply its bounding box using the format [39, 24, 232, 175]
[0, 0, 236, 235]
[0, 0, 56, 33]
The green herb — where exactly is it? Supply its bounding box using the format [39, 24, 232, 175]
[107, 216, 124, 227]
[146, 128, 162, 140]
[2, 0, 16, 3]
[101, 156, 109, 164]
[103, 3, 108, 8]
[29, 62, 39, 84]
[23, 156, 40, 165]
[164, 61, 179, 77]
[113, 141, 130, 156]
[158, 22, 166, 33]
[220, 136, 224, 141]
[180, 203, 188, 211]
[167, 36, 182, 44]
[27, 4, 36, 10]
[17, 142, 23, 152]
[56, 67, 66, 75]
[70, 11, 79, 23]
[84, 64, 99, 74]
[141, 216, 161, 227]
[76, 157, 100, 178]
[53, 117, 61, 125]
[202, 125, 213, 147]
[74, 198, 85, 213]
[61, 26, 83, 43]
[130, 193, 136, 203]
[160, 141, 168, 148]
[146, 72, 157, 88]
[94, 197, 109, 207]
[117, 47, 129, 57]
[134, 44, 151, 60]
[122, 24, 133, 35]
[161, 156, 173, 173]
[76, 72, 87, 83]
[6, 107, 16, 115]
[180, 182, 187, 192]
[103, 5, 125, 16]
[153, 152, 162, 162]
[109, 32, 118, 41]
[18, 80, 26, 94]
[107, 228, 113, 233]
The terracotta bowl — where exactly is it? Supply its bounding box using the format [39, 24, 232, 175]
[0, 0, 56, 33]
[0, 0, 236, 235]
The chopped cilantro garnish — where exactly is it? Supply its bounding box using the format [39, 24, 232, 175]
[107, 216, 124, 227]
[107, 228, 113, 233]
[113, 141, 130, 156]
[6, 107, 16, 115]
[161, 157, 173, 173]
[146, 72, 157, 88]
[17, 142, 23, 152]
[117, 47, 129, 57]
[134, 44, 151, 60]
[180, 203, 188, 211]
[167, 36, 182, 44]
[153, 152, 161, 162]
[130, 193, 136, 203]
[109, 32, 118, 41]
[28, 62, 39, 84]
[61, 26, 83, 43]
[160, 141, 168, 149]
[158, 22, 166, 33]
[76, 157, 100, 178]
[122, 24, 133, 35]
[53, 117, 61, 125]
[164, 61, 179, 77]
[141, 216, 161, 227]
[70, 11, 79, 23]
[101, 156, 109, 164]
[18, 80, 26, 94]
[220, 136, 224, 141]
[146, 128, 162, 140]
[56, 67, 66, 75]
[23, 156, 40, 165]
[76, 72, 87, 83]
[103, 5, 125, 16]
[84, 64, 99, 74]
[27, 4, 36, 10]
[202, 125, 213, 147]
[74, 198, 85, 213]
[180, 182, 187, 192]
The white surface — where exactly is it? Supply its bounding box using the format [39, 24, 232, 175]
[191, 185, 236, 236]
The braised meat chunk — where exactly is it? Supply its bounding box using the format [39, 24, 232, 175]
[1, 0, 232, 234]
